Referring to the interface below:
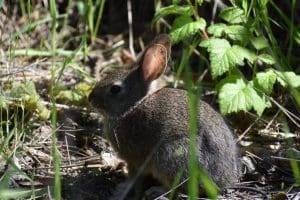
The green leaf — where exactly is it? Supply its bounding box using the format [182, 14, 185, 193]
[242, 0, 249, 13]
[200, 38, 232, 78]
[171, 15, 193, 32]
[208, 24, 251, 42]
[231, 45, 256, 63]
[258, 54, 276, 65]
[254, 70, 277, 94]
[200, 38, 256, 78]
[200, 38, 230, 53]
[225, 25, 252, 41]
[56, 90, 84, 104]
[215, 75, 241, 92]
[56, 82, 91, 105]
[219, 7, 246, 24]
[219, 78, 271, 116]
[10, 81, 50, 120]
[170, 19, 206, 44]
[251, 36, 269, 50]
[152, 5, 193, 25]
[207, 23, 227, 37]
[275, 71, 300, 88]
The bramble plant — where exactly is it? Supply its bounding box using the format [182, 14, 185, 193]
[153, 1, 300, 198]
[153, 0, 300, 117]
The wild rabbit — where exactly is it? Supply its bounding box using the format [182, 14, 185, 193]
[89, 34, 239, 196]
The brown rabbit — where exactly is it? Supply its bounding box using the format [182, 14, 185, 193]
[89, 34, 239, 197]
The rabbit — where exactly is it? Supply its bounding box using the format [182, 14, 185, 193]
[88, 34, 240, 197]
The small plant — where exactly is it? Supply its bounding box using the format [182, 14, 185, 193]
[154, 0, 300, 117]
[153, 0, 300, 198]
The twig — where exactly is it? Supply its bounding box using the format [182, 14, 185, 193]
[127, 0, 135, 58]
[23, 161, 103, 171]
[269, 96, 300, 128]
[265, 109, 280, 130]
[212, 0, 227, 22]
[118, 139, 164, 200]
[227, 186, 267, 195]
[271, 156, 300, 162]
[154, 178, 189, 200]
[42, 101, 89, 112]
[0, 57, 47, 78]
[237, 117, 260, 142]
[65, 135, 72, 165]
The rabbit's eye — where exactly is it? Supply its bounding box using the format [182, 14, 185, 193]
[110, 85, 122, 94]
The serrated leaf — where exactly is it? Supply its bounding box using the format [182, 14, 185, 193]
[170, 19, 206, 44]
[171, 15, 193, 32]
[258, 54, 276, 64]
[200, 39, 256, 78]
[207, 23, 227, 37]
[219, 78, 271, 116]
[200, 38, 230, 53]
[254, 70, 276, 94]
[152, 5, 193, 25]
[251, 36, 269, 50]
[219, 7, 246, 24]
[208, 24, 251, 42]
[225, 25, 252, 41]
[200, 38, 232, 78]
[275, 71, 300, 88]
[215, 75, 241, 92]
[231, 45, 256, 63]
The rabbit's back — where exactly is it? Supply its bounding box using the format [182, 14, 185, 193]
[105, 87, 239, 189]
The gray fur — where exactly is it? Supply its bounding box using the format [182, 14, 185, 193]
[89, 34, 239, 192]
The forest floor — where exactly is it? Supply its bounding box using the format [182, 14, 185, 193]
[0, 2, 300, 200]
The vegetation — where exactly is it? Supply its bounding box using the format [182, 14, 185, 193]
[0, 0, 299, 199]
[154, 1, 300, 197]
[155, 0, 300, 117]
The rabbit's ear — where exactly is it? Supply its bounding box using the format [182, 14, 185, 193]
[141, 34, 171, 82]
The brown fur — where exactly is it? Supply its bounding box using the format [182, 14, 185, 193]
[89, 34, 239, 194]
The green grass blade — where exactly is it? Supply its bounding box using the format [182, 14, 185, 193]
[49, 0, 61, 199]
[5, 48, 84, 57]
[92, 0, 106, 42]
